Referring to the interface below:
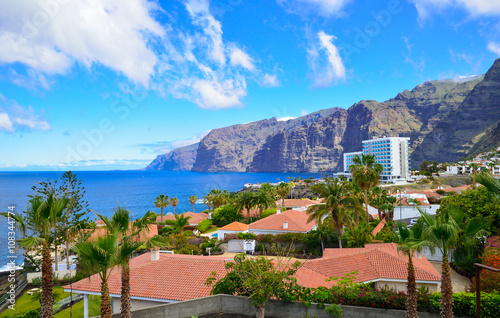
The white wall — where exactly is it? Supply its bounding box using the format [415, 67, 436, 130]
[393, 205, 439, 221]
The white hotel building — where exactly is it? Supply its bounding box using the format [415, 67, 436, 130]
[343, 136, 411, 182]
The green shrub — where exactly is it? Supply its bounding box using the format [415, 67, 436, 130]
[325, 304, 342, 318]
[261, 208, 276, 219]
[185, 244, 200, 255]
[197, 219, 213, 233]
[31, 276, 42, 286]
[212, 204, 244, 226]
[237, 232, 256, 240]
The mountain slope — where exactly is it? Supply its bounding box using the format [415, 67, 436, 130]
[145, 59, 500, 172]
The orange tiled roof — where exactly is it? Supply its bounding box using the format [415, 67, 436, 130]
[89, 223, 158, 242]
[219, 222, 248, 231]
[371, 217, 386, 237]
[277, 199, 321, 207]
[248, 210, 316, 232]
[296, 243, 440, 288]
[156, 212, 208, 225]
[64, 253, 229, 301]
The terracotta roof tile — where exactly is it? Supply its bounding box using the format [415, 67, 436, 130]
[277, 199, 321, 207]
[89, 223, 158, 242]
[65, 253, 229, 301]
[156, 212, 208, 225]
[219, 222, 248, 231]
[248, 210, 316, 232]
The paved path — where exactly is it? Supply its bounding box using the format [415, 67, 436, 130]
[431, 262, 472, 292]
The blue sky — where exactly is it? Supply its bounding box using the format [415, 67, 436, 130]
[1, 0, 500, 171]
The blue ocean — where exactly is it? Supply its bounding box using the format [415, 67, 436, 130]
[0, 170, 322, 270]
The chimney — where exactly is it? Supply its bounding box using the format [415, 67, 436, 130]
[283, 222, 288, 229]
[151, 248, 160, 262]
[276, 208, 281, 215]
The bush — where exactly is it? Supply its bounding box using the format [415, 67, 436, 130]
[237, 232, 256, 240]
[260, 208, 276, 219]
[31, 276, 42, 286]
[197, 219, 213, 233]
[159, 226, 174, 236]
[436, 189, 445, 195]
[212, 204, 244, 226]
[185, 244, 200, 255]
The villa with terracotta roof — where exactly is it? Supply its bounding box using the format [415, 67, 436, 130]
[295, 243, 441, 292]
[217, 221, 248, 240]
[66, 243, 441, 317]
[276, 198, 321, 211]
[248, 209, 317, 234]
[156, 212, 208, 226]
[89, 223, 158, 243]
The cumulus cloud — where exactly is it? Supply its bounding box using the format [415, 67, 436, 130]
[488, 42, 500, 56]
[0, 0, 164, 87]
[277, 0, 351, 17]
[409, 0, 500, 21]
[0, 94, 51, 132]
[307, 31, 346, 87]
[229, 47, 255, 71]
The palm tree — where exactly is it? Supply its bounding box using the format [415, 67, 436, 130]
[96, 208, 157, 318]
[165, 213, 192, 233]
[73, 233, 117, 318]
[345, 181, 364, 225]
[473, 171, 500, 203]
[396, 222, 424, 318]
[407, 198, 421, 211]
[170, 197, 179, 214]
[307, 179, 353, 248]
[11, 194, 68, 318]
[154, 194, 169, 220]
[308, 225, 332, 254]
[370, 186, 388, 220]
[275, 183, 290, 207]
[203, 194, 214, 212]
[236, 191, 257, 221]
[469, 162, 480, 173]
[189, 195, 198, 213]
[252, 189, 275, 218]
[414, 206, 489, 318]
[349, 154, 383, 226]
[379, 203, 395, 221]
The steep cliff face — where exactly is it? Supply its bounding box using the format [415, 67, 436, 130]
[191, 108, 340, 172]
[144, 143, 198, 171]
[413, 60, 500, 164]
[146, 59, 500, 172]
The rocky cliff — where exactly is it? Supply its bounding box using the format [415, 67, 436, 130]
[146, 59, 500, 172]
[144, 143, 198, 171]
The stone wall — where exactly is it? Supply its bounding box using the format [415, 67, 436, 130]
[109, 294, 467, 318]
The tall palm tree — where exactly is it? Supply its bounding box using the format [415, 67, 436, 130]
[154, 194, 169, 220]
[235, 191, 257, 221]
[97, 208, 157, 318]
[12, 194, 68, 318]
[165, 213, 192, 233]
[307, 179, 353, 248]
[203, 194, 214, 212]
[345, 181, 364, 225]
[396, 222, 424, 318]
[469, 162, 480, 173]
[252, 189, 275, 218]
[414, 206, 489, 318]
[275, 183, 290, 207]
[349, 154, 383, 226]
[189, 195, 198, 213]
[74, 233, 117, 318]
[370, 186, 388, 220]
[170, 197, 179, 214]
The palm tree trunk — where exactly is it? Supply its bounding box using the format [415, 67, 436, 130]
[121, 259, 131, 318]
[193, 204, 195, 213]
[336, 226, 342, 249]
[173, 206, 176, 214]
[101, 280, 112, 318]
[247, 206, 251, 221]
[160, 207, 164, 219]
[406, 254, 418, 318]
[54, 242, 58, 272]
[377, 207, 382, 221]
[364, 189, 370, 226]
[66, 239, 70, 271]
[41, 242, 53, 318]
[440, 252, 454, 318]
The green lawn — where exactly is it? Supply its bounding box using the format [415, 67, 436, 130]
[0, 287, 100, 318]
[204, 226, 219, 234]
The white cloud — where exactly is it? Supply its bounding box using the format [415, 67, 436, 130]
[262, 73, 280, 87]
[0, 0, 164, 87]
[171, 130, 211, 148]
[410, 0, 500, 21]
[488, 42, 500, 55]
[277, 0, 351, 17]
[277, 116, 296, 121]
[307, 31, 346, 87]
[229, 47, 255, 71]
[0, 94, 51, 132]
[0, 113, 13, 132]
[192, 77, 246, 109]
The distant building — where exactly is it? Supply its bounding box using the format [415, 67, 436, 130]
[343, 136, 411, 182]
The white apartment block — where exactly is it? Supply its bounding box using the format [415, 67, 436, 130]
[447, 164, 500, 175]
[343, 136, 411, 182]
[343, 151, 363, 173]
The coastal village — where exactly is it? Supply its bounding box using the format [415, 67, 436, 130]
[1, 141, 499, 318]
